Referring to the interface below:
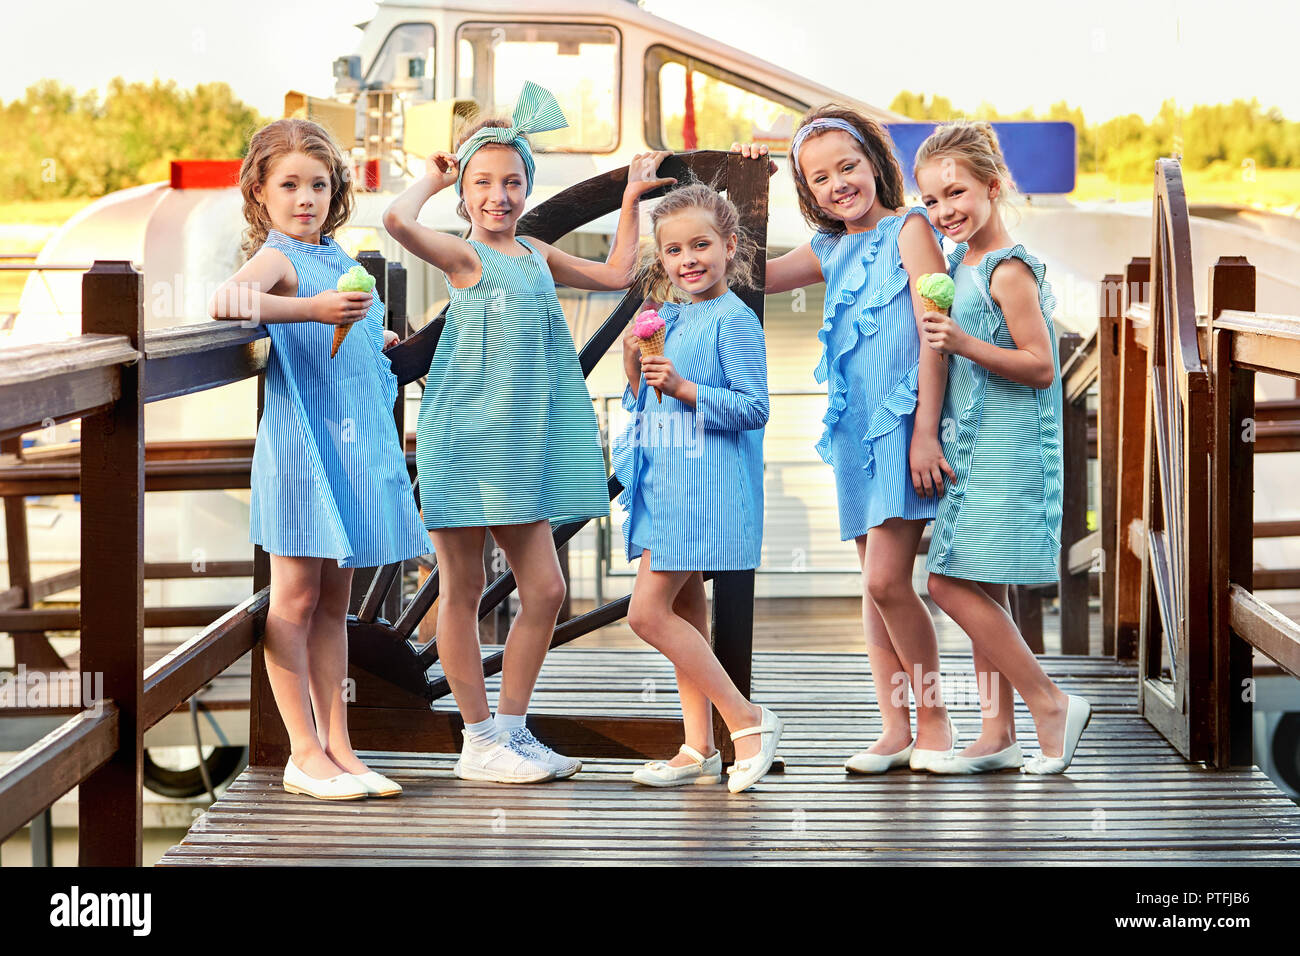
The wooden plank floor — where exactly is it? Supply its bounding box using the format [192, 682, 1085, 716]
[159, 647, 1300, 866]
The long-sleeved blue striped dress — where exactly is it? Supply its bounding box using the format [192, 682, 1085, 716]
[810, 207, 941, 540]
[611, 290, 769, 571]
[926, 244, 1063, 584]
[415, 238, 610, 531]
[248, 229, 433, 568]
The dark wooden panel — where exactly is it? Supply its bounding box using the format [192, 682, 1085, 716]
[1230, 585, 1300, 680]
[143, 325, 269, 403]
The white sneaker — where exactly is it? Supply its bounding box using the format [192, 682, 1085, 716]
[454, 731, 556, 784]
[510, 727, 582, 779]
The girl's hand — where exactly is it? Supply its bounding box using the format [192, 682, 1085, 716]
[382, 329, 400, 350]
[622, 327, 646, 363]
[921, 311, 968, 356]
[910, 433, 958, 498]
[625, 151, 677, 200]
[425, 152, 460, 191]
[641, 354, 685, 399]
[730, 142, 778, 177]
[310, 290, 372, 326]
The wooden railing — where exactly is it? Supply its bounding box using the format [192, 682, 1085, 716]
[0, 151, 768, 864]
[1100, 158, 1300, 766]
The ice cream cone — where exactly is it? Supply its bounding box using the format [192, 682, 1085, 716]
[331, 323, 351, 359]
[922, 296, 949, 317]
[638, 327, 666, 402]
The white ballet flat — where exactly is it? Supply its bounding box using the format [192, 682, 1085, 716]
[726, 706, 783, 794]
[1022, 696, 1092, 774]
[908, 717, 959, 773]
[929, 741, 1024, 774]
[631, 745, 722, 787]
[844, 741, 914, 774]
[283, 758, 368, 800]
[353, 770, 402, 797]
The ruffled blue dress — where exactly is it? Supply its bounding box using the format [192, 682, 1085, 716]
[611, 291, 769, 571]
[249, 229, 433, 568]
[926, 244, 1063, 584]
[809, 207, 940, 540]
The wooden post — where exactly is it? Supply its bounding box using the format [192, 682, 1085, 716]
[1097, 275, 1124, 655]
[1113, 258, 1150, 660]
[249, 373, 289, 767]
[1010, 586, 1043, 653]
[711, 570, 755, 762]
[1058, 332, 1089, 655]
[77, 261, 144, 866]
[1209, 257, 1256, 769]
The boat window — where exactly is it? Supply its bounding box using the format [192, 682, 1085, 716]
[644, 45, 805, 154]
[456, 22, 620, 152]
[364, 23, 436, 98]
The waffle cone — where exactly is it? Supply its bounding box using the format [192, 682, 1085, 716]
[331, 323, 351, 359]
[920, 296, 949, 317]
[638, 327, 666, 402]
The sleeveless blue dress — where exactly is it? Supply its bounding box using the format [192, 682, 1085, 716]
[926, 244, 1063, 584]
[415, 238, 610, 530]
[611, 291, 768, 571]
[810, 207, 940, 540]
[249, 229, 432, 568]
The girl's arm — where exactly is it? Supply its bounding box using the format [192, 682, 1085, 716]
[529, 151, 676, 292]
[208, 247, 371, 326]
[920, 258, 1055, 389]
[645, 308, 768, 428]
[382, 153, 481, 285]
[898, 215, 957, 496]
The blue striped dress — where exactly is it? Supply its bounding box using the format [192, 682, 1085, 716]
[810, 207, 940, 540]
[415, 238, 610, 531]
[611, 291, 768, 571]
[926, 244, 1063, 584]
[249, 229, 433, 568]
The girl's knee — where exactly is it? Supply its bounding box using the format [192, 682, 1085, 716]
[926, 572, 955, 609]
[521, 572, 566, 618]
[442, 570, 486, 609]
[273, 581, 321, 623]
[627, 596, 664, 643]
[866, 567, 912, 608]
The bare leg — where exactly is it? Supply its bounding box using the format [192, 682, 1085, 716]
[627, 553, 763, 762]
[928, 573, 1070, 756]
[866, 519, 950, 750]
[305, 562, 371, 775]
[429, 527, 490, 724]
[489, 520, 567, 717]
[665, 572, 717, 767]
[956, 582, 1018, 757]
[263, 555, 341, 779]
[855, 535, 914, 755]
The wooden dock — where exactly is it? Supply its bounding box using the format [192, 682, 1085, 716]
[158, 647, 1300, 866]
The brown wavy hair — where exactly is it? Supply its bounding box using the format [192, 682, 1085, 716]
[790, 105, 905, 235]
[638, 182, 760, 304]
[239, 119, 354, 261]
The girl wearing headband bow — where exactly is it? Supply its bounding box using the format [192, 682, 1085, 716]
[384, 82, 675, 784]
[732, 108, 960, 775]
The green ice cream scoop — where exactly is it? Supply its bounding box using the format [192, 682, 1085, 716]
[337, 265, 376, 293]
[917, 273, 955, 310]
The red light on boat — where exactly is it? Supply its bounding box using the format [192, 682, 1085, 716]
[170, 160, 243, 189]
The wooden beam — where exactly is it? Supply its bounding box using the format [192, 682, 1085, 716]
[1229, 585, 1300, 680]
[0, 706, 118, 844]
[141, 590, 267, 730]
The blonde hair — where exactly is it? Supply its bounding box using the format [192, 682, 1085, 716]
[638, 182, 760, 303]
[790, 105, 905, 235]
[912, 121, 1020, 210]
[239, 119, 354, 262]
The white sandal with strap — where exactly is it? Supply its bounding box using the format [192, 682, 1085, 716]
[631, 745, 722, 787]
[726, 706, 783, 793]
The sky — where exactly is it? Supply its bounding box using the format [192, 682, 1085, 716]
[2, 0, 1298, 122]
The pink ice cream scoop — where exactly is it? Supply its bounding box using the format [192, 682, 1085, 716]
[633, 309, 665, 339]
[633, 309, 667, 403]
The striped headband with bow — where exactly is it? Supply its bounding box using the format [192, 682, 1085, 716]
[454, 81, 568, 198]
